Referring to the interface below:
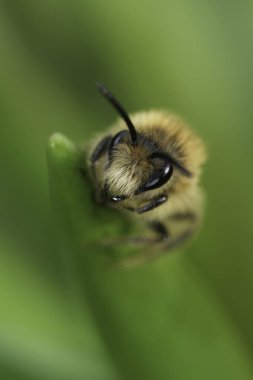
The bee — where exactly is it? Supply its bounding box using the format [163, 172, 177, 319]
[87, 82, 206, 263]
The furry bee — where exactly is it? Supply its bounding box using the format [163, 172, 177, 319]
[88, 82, 206, 261]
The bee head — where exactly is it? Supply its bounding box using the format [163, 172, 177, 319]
[96, 82, 191, 203]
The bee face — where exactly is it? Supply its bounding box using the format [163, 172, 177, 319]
[102, 131, 177, 203]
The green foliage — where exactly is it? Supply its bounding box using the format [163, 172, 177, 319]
[1, 1, 253, 379]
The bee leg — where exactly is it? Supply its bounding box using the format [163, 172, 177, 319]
[135, 194, 168, 214]
[101, 220, 169, 247]
[161, 211, 198, 250]
[90, 135, 111, 165]
[149, 220, 169, 241]
[163, 228, 195, 250]
[100, 209, 200, 267]
[116, 225, 196, 268]
[100, 213, 198, 267]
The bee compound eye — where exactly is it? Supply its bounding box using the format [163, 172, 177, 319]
[142, 164, 173, 192]
[135, 152, 174, 194]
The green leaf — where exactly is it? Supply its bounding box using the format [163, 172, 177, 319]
[47, 133, 253, 380]
[0, 235, 119, 380]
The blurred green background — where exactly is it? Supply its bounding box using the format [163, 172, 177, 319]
[1, 1, 253, 379]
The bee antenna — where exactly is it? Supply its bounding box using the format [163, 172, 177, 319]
[95, 81, 138, 145]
